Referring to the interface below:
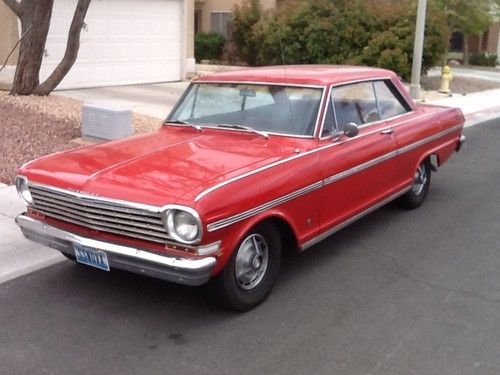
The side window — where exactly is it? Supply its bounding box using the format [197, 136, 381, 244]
[321, 98, 336, 137]
[331, 82, 380, 130]
[373, 80, 410, 119]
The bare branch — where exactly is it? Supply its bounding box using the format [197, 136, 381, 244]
[34, 0, 91, 95]
[0, 25, 31, 73]
[2, 0, 23, 18]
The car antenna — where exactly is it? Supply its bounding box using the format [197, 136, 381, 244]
[278, 27, 288, 77]
[278, 29, 293, 120]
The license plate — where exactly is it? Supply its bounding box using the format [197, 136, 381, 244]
[74, 244, 110, 271]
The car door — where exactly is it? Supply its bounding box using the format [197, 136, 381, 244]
[372, 79, 417, 189]
[318, 81, 399, 234]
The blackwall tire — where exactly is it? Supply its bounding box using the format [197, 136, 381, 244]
[207, 222, 281, 312]
[399, 160, 431, 209]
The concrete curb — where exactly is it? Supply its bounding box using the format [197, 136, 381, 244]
[464, 106, 500, 128]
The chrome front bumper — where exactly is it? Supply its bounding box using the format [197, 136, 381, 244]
[16, 214, 217, 286]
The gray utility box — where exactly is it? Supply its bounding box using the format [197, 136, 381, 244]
[82, 102, 133, 140]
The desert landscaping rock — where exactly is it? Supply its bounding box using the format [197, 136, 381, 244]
[0, 91, 162, 185]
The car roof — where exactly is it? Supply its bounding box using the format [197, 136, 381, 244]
[194, 65, 397, 86]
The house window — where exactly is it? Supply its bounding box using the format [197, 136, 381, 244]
[450, 32, 464, 52]
[210, 12, 232, 39]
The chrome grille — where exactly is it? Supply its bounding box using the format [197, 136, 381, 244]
[28, 185, 170, 244]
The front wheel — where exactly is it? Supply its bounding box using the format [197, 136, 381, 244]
[207, 222, 281, 311]
[398, 160, 431, 209]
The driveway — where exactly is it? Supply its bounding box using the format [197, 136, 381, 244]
[56, 81, 191, 119]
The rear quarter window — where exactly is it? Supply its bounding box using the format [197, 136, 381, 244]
[373, 80, 410, 120]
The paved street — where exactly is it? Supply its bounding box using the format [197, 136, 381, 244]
[1, 120, 499, 375]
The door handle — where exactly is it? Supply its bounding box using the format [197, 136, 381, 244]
[381, 128, 394, 135]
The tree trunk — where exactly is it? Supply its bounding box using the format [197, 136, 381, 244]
[463, 35, 470, 65]
[34, 0, 91, 95]
[3, 0, 91, 96]
[10, 0, 54, 95]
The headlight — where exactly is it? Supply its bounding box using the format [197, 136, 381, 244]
[15, 176, 33, 205]
[165, 208, 202, 244]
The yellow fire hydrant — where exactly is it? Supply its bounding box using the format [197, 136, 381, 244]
[439, 65, 453, 94]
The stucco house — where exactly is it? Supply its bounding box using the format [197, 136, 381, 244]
[449, 23, 500, 62]
[194, 0, 276, 38]
[0, 0, 196, 90]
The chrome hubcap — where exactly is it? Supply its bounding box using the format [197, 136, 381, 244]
[235, 234, 269, 290]
[412, 164, 427, 195]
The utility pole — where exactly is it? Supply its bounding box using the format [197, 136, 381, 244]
[409, 0, 427, 100]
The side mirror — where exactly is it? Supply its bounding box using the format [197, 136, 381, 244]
[343, 122, 359, 138]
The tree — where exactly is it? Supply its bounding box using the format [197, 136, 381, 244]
[232, 0, 264, 66]
[231, 0, 448, 80]
[3, 0, 91, 95]
[435, 0, 500, 64]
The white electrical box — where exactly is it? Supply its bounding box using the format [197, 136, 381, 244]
[82, 102, 133, 140]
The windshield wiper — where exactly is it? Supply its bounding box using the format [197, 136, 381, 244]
[165, 120, 202, 132]
[215, 124, 269, 139]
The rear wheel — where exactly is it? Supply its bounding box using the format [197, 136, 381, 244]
[208, 222, 281, 311]
[399, 160, 431, 209]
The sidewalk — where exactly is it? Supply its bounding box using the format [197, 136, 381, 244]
[1, 86, 499, 285]
[429, 88, 500, 128]
[0, 185, 63, 284]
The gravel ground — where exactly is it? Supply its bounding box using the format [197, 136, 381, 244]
[0, 91, 161, 185]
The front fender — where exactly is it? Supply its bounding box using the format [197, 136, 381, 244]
[208, 209, 300, 275]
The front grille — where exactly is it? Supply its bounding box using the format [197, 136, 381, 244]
[29, 184, 170, 244]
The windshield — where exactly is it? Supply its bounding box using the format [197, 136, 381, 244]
[167, 83, 324, 136]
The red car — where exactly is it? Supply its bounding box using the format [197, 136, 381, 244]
[15, 66, 465, 311]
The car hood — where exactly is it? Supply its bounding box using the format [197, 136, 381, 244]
[21, 127, 309, 206]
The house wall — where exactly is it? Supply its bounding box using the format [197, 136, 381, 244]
[486, 22, 500, 56]
[0, 3, 18, 64]
[185, 0, 196, 76]
[195, 0, 276, 35]
[0, 2, 19, 89]
[448, 22, 500, 63]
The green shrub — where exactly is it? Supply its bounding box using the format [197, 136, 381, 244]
[231, 0, 448, 80]
[469, 52, 498, 67]
[232, 0, 264, 66]
[195, 32, 225, 62]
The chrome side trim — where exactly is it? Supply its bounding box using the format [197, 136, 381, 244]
[206, 181, 323, 232]
[324, 151, 398, 185]
[195, 148, 327, 202]
[206, 123, 463, 231]
[397, 124, 463, 155]
[16, 214, 216, 286]
[300, 187, 412, 251]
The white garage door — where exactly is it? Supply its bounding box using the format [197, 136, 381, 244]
[41, 0, 183, 89]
